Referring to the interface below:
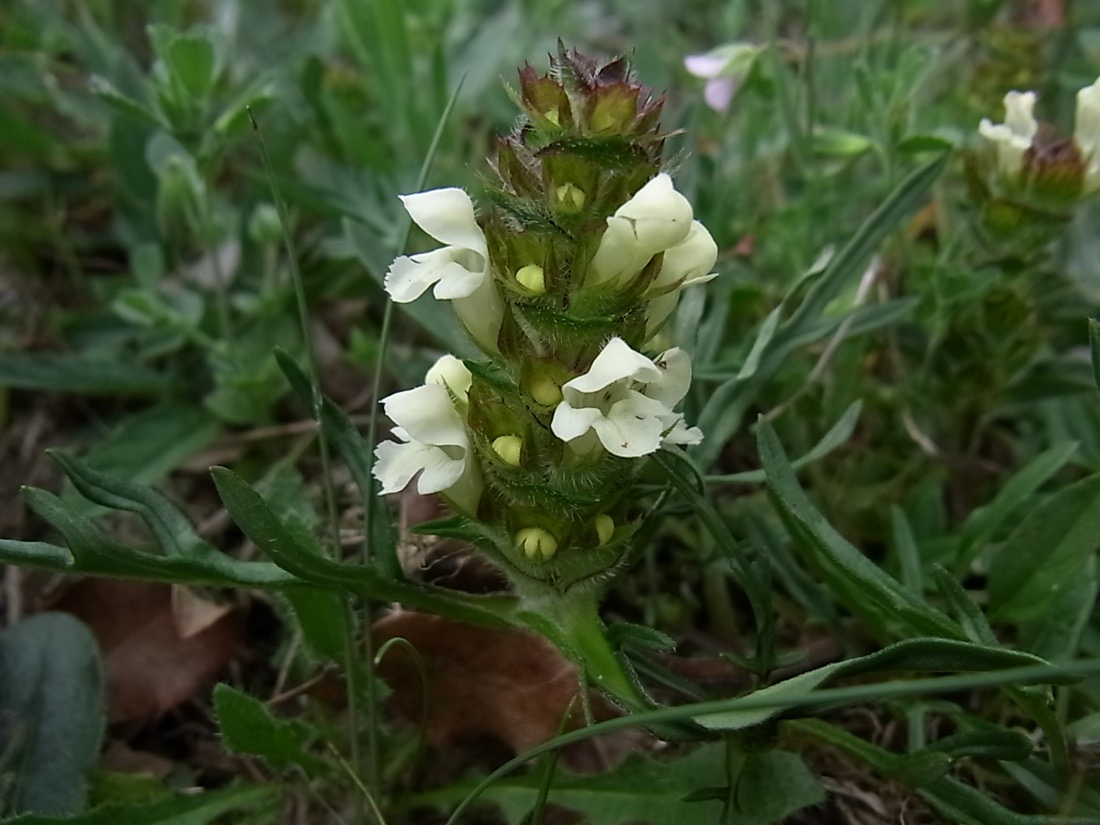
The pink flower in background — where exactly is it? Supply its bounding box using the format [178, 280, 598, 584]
[684, 43, 761, 113]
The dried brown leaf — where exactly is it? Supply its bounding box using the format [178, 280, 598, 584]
[53, 579, 242, 722]
[373, 611, 645, 771]
[171, 584, 233, 639]
[1020, 0, 1065, 28]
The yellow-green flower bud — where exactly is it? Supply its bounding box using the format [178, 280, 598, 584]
[491, 434, 523, 466]
[516, 527, 558, 560]
[594, 514, 614, 545]
[527, 373, 563, 406]
[248, 203, 283, 244]
[515, 264, 546, 294]
[555, 183, 586, 212]
[544, 109, 561, 127]
[155, 154, 204, 239]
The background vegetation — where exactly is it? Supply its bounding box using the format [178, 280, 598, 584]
[1, 0, 1100, 823]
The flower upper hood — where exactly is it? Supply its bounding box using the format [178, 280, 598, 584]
[585, 173, 719, 338]
[979, 91, 1038, 179]
[644, 220, 720, 337]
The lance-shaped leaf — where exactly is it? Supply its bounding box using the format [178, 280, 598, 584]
[0, 454, 512, 629]
[417, 744, 822, 825]
[1089, 318, 1100, 395]
[795, 718, 1098, 825]
[988, 472, 1100, 623]
[5, 484, 296, 589]
[694, 637, 1069, 731]
[210, 466, 515, 627]
[0, 352, 174, 395]
[706, 400, 862, 484]
[5, 784, 278, 825]
[756, 417, 960, 641]
[953, 441, 1078, 573]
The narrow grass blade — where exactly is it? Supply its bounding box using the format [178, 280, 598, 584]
[441, 658, 1100, 825]
[987, 472, 1100, 623]
[783, 154, 947, 333]
[756, 417, 959, 641]
[654, 449, 775, 672]
[954, 441, 1078, 573]
[707, 400, 862, 484]
[1089, 318, 1100, 396]
[694, 155, 945, 469]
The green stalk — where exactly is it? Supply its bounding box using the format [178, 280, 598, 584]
[525, 591, 650, 715]
[443, 658, 1100, 825]
[248, 107, 355, 813]
[356, 73, 467, 815]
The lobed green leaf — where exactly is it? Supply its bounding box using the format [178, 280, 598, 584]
[213, 684, 326, 776]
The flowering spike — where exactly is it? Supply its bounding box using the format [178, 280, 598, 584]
[971, 75, 1100, 239]
[374, 48, 716, 592]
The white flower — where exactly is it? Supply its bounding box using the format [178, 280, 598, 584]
[372, 355, 482, 512]
[648, 221, 719, 293]
[684, 43, 760, 113]
[1075, 76, 1100, 194]
[384, 187, 504, 352]
[586, 174, 694, 288]
[550, 337, 702, 458]
[643, 220, 719, 337]
[979, 90, 1038, 179]
[385, 188, 488, 301]
[585, 175, 721, 338]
